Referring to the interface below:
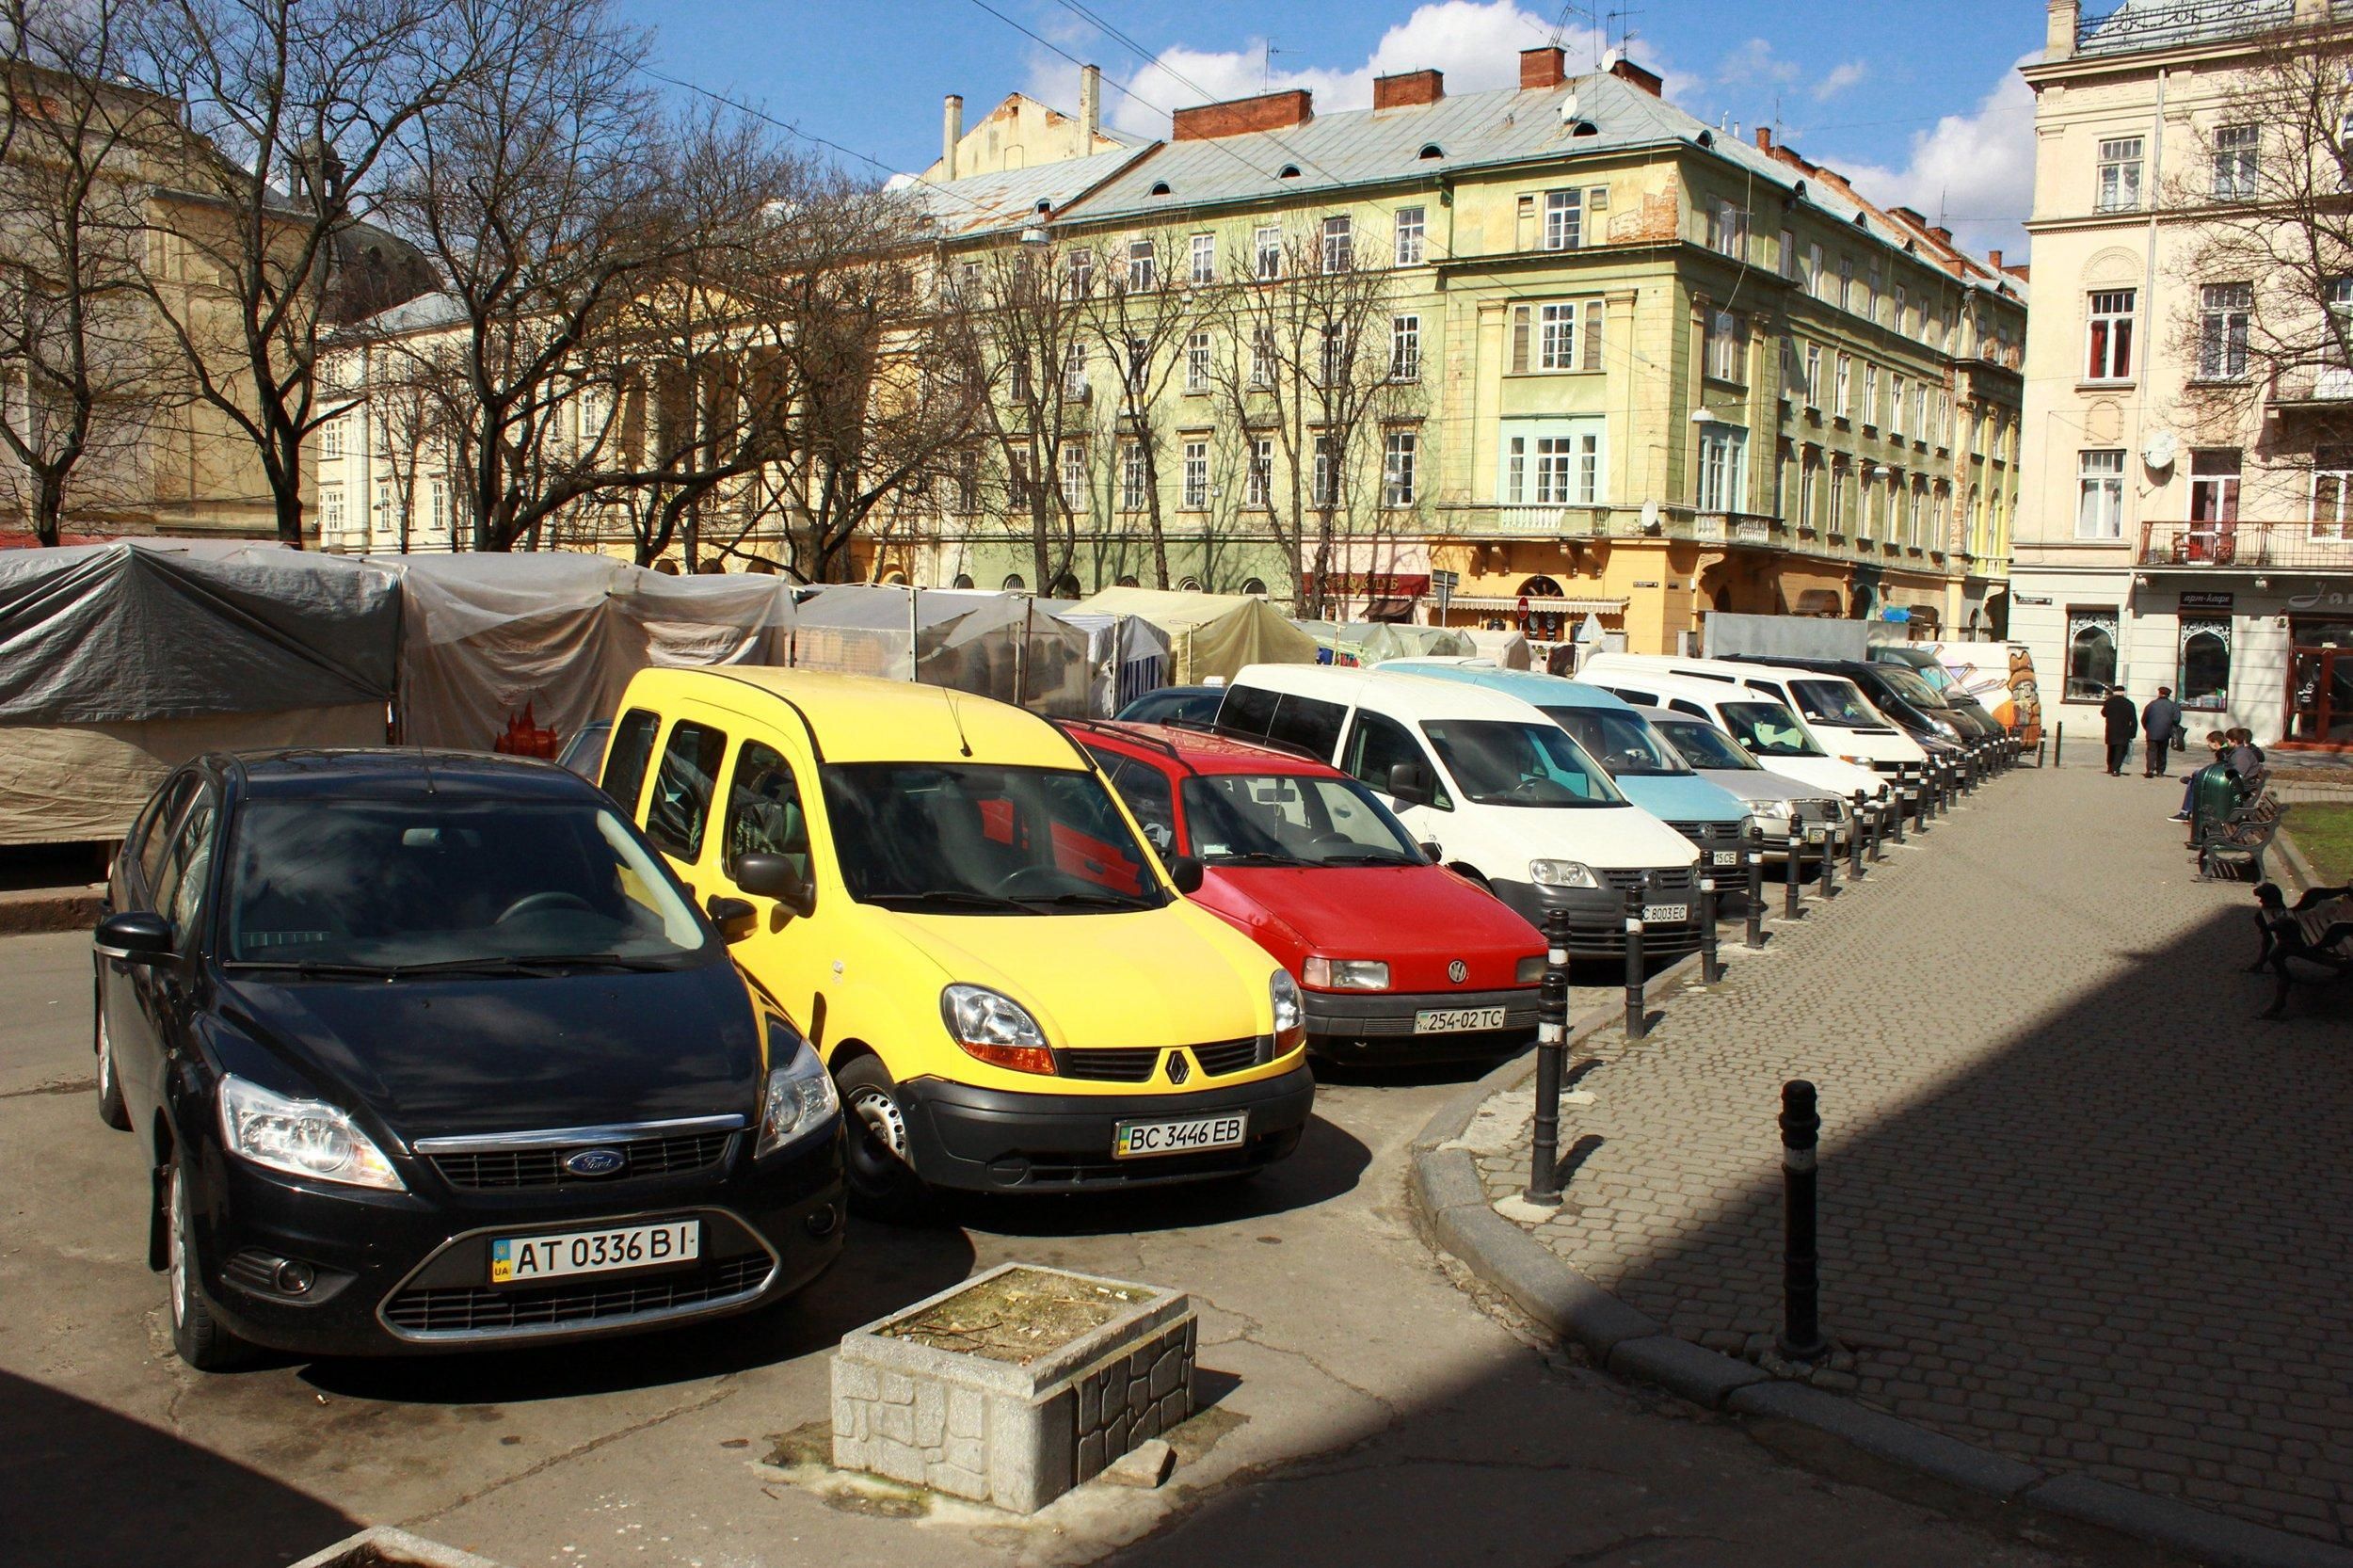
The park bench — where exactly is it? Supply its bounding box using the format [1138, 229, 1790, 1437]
[2249, 881, 2353, 1019]
[2197, 792, 2286, 882]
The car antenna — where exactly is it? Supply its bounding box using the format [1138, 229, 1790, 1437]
[942, 685, 974, 758]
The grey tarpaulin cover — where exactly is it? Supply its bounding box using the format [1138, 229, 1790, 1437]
[786, 585, 1093, 717]
[1039, 602, 1174, 716]
[0, 540, 399, 723]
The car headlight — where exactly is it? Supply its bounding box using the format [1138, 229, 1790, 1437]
[940, 984, 1056, 1075]
[1271, 968, 1305, 1051]
[1929, 717, 1959, 739]
[217, 1074, 404, 1191]
[1837, 754, 1872, 766]
[1514, 954, 1546, 984]
[756, 1031, 840, 1157]
[1529, 858, 1599, 888]
[1739, 797, 1793, 821]
[1303, 956, 1389, 991]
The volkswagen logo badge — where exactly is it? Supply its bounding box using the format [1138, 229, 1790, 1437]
[564, 1147, 626, 1177]
[1448, 959, 1468, 984]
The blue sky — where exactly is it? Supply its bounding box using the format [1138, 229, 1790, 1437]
[621, 0, 2045, 254]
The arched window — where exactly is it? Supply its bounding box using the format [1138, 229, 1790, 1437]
[1049, 572, 1080, 598]
[2066, 610, 2118, 700]
[1149, 181, 1172, 197]
[1277, 164, 1301, 179]
[1516, 573, 1564, 599]
[1001, 573, 1027, 590]
[1115, 574, 1140, 586]
[880, 569, 908, 584]
[951, 573, 975, 589]
[1241, 577, 1268, 595]
[2180, 624, 2231, 707]
[1177, 575, 1205, 591]
[1418, 143, 1445, 160]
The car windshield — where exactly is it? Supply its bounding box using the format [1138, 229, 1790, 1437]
[1540, 706, 1691, 777]
[1884, 654, 1957, 696]
[822, 763, 1168, 914]
[1181, 773, 1423, 867]
[1122, 689, 1221, 728]
[1719, 701, 1824, 758]
[1788, 679, 1881, 727]
[223, 797, 710, 970]
[1655, 719, 1758, 771]
[1873, 664, 1949, 710]
[1420, 720, 1624, 808]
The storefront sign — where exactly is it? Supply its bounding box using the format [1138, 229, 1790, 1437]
[2011, 594, 2052, 606]
[2179, 591, 2234, 611]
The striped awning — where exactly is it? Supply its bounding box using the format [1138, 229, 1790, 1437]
[1442, 595, 1626, 614]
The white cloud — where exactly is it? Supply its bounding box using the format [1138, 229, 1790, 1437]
[1813, 60, 1867, 103]
[1717, 38, 1800, 89]
[1834, 54, 2039, 259]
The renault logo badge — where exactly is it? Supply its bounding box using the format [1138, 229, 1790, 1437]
[1448, 960, 1468, 984]
[1166, 1050, 1191, 1085]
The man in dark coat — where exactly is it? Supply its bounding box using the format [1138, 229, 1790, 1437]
[2141, 686, 2183, 777]
[2101, 686, 2137, 775]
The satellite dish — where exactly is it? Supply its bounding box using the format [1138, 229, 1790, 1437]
[2143, 430, 2179, 472]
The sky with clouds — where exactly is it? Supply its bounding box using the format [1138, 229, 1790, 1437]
[623, 0, 2048, 255]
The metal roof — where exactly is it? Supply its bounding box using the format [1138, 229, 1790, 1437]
[2073, 0, 2344, 56]
[898, 146, 1155, 241]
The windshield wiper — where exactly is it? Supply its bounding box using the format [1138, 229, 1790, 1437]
[1314, 852, 1419, 867]
[390, 954, 681, 976]
[221, 959, 400, 979]
[867, 889, 1035, 914]
[1007, 890, 1152, 910]
[1208, 851, 1309, 867]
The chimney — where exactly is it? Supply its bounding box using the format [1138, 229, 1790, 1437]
[941, 94, 963, 179]
[1755, 125, 1773, 152]
[1374, 68, 1445, 109]
[1930, 225, 1953, 246]
[1171, 88, 1313, 141]
[1519, 46, 1566, 90]
[1080, 64, 1101, 143]
[1987, 248, 2003, 271]
[2046, 0, 2078, 59]
[1609, 56, 1664, 96]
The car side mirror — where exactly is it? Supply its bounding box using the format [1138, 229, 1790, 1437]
[705, 894, 758, 943]
[1386, 762, 1434, 808]
[95, 910, 176, 966]
[732, 853, 816, 918]
[1168, 855, 1205, 895]
[1417, 840, 1443, 864]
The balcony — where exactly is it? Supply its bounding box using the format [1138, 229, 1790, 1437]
[1438, 504, 1787, 546]
[2265, 366, 2353, 411]
[2137, 520, 2353, 570]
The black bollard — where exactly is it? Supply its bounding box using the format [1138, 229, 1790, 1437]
[1743, 824, 1766, 951]
[1778, 1080, 1828, 1362]
[1524, 909, 1573, 1207]
[1817, 821, 1836, 898]
[1889, 773, 1908, 845]
[1868, 792, 1886, 861]
[1699, 876, 1721, 984]
[1783, 827, 1801, 920]
[1622, 881, 1648, 1041]
[2054, 721, 2064, 768]
[1848, 792, 1867, 880]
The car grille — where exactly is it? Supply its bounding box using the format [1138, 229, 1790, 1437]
[382, 1255, 770, 1336]
[1666, 820, 1742, 850]
[428, 1130, 734, 1192]
[1193, 1036, 1269, 1076]
[1059, 1048, 1160, 1082]
[1792, 797, 1845, 826]
[1604, 867, 1696, 897]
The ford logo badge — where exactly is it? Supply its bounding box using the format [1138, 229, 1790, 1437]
[1448, 960, 1468, 984]
[564, 1147, 626, 1176]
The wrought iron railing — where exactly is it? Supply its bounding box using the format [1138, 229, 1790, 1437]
[2137, 519, 2353, 568]
[2075, 0, 2300, 55]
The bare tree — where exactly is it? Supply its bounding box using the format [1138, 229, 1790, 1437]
[1083, 229, 1198, 590]
[0, 0, 183, 544]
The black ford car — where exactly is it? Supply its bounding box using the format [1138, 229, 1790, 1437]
[93, 749, 844, 1368]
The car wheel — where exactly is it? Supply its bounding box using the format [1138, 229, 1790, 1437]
[93, 981, 129, 1131]
[832, 1056, 933, 1224]
[165, 1160, 249, 1371]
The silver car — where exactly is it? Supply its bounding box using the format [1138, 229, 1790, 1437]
[1636, 706, 1847, 857]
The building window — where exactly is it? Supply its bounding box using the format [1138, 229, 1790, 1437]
[1126, 239, 1157, 293]
[2097, 136, 2144, 212]
[2198, 283, 2251, 379]
[428, 478, 447, 535]
[320, 418, 344, 460]
[1837, 255, 1853, 311]
[1390, 313, 1420, 381]
[1799, 452, 1819, 531]
[1062, 343, 1088, 399]
[320, 485, 344, 534]
[1913, 383, 1929, 440]
[1703, 309, 1743, 383]
[1540, 303, 1577, 371]
[1862, 363, 1880, 426]
[1394, 205, 1425, 266]
[1834, 353, 1852, 417]
[1120, 440, 1147, 512]
[1502, 424, 1604, 506]
[2189, 448, 2241, 529]
[2212, 123, 2259, 200]
[2313, 449, 2353, 539]
[1696, 424, 1747, 513]
[1543, 188, 1580, 250]
[2086, 289, 2135, 380]
[2076, 449, 2124, 538]
[955, 450, 978, 513]
[1065, 247, 1094, 298]
[1803, 343, 1821, 407]
[2066, 607, 2120, 701]
[1779, 228, 1798, 281]
[1255, 224, 1283, 280]
[1890, 374, 1907, 436]
[1246, 436, 1273, 508]
[1060, 441, 1088, 513]
[1311, 434, 1333, 507]
[1705, 199, 1748, 261]
[1190, 232, 1215, 284]
[1894, 285, 1908, 336]
[1181, 440, 1209, 510]
[1319, 326, 1347, 386]
[2179, 616, 2233, 709]
[1808, 241, 1825, 298]
[1829, 462, 1849, 535]
[1321, 214, 1353, 273]
[1383, 429, 1417, 507]
[1250, 325, 1274, 388]
[1186, 329, 1211, 393]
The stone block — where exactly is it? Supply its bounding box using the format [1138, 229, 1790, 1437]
[1158, 1389, 1189, 1431]
[874, 1401, 915, 1447]
[1104, 1438, 1176, 1489]
[944, 1434, 985, 1476]
[914, 1382, 946, 1447]
[1077, 1375, 1101, 1432]
[835, 1360, 879, 1400]
[948, 1385, 984, 1440]
[878, 1369, 916, 1404]
[1150, 1347, 1182, 1400]
[1077, 1432, 1106, 1482]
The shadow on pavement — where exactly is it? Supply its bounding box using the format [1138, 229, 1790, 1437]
[0, 1368, 360, 1568]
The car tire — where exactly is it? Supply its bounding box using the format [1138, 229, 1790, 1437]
[165, 1159, 250, 1371]
[833, 1056, 933, 1224]
[93, 977, 130, 1131]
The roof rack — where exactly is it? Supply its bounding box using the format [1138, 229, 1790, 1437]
[1054, 717, 1191, 764]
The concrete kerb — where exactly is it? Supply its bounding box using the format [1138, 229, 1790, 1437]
[2274, 824, 2324, 898]
[1405, 850, 2353, 1568]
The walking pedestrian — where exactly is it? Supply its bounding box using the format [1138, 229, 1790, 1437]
[2141, 686, 2183, 776]
[2101, 685, 2137, 776]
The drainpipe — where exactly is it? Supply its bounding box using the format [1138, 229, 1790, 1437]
[2124, 65, 2166, 690]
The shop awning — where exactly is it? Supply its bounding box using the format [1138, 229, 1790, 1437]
[1443, 595, 1626, 615]
[1305, 571, 1431, 598]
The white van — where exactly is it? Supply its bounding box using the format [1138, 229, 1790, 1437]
[1215, 664, 1705, 958]
[1577, 667, 1891, 808]
[1576, 652, 1929, 779]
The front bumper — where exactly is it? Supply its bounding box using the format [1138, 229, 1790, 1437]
[1303, 985, 1538, 1062]
[895, 1063, 1315, 1192]
[189, 1125, 846, 1357]
[1485, 877, 1704, 959]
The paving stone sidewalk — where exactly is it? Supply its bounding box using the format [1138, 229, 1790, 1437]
[1468, 767, 2353, 1546]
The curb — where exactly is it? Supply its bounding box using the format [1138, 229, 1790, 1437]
[2274, 825, 2325, 898]
[1408, 871, 2353, 1568]
[0, 883, 103, 936]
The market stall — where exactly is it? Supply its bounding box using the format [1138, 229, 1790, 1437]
[1070, 587, 1318, 685]
[786, 585, 1094, 716]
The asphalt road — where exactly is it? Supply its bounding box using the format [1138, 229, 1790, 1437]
[0, 929, 2169, 1568]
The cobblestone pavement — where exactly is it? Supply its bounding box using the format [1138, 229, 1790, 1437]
[1470, 765, 2353, 1546]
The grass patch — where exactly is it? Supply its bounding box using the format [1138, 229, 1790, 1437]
[2289, 801, 2353, 884]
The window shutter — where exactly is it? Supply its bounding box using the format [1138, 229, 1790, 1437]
[1511, 306, 1531, 374]
[1582, 300, 1604, 372]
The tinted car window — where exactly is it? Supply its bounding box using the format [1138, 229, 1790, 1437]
[1421, 720, 1622, 808]
[645, 720, 727, 861]
[1182, 774, 1420, 866]
[1654, 718, 1757, 771]
[1788, 679, 1878, 727]
[136, 773, 198, 890]
[1217, 684, 1279, 738]
[724, 741, 813, 889]
[1269, 694, 1346, 762]
[1105, 759, 1178, 853]
[1342, 711, 1451, 809]
[152, 790, 218, 938]
[1721, 700, 1822, 757]
[1540, 707, 1690, 776]
[601, 708, 661, 810]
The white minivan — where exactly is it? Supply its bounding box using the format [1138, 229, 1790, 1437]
[1576, 653, 1929, 780]
[1577, 667, 1892, 808]
[1215, 664, 1705, 957]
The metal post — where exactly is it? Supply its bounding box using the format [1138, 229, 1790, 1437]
[2037, 735, 2046, 768]
[1817, 820, 1836, 898]
[1699, 876, 1721, 984]
[2053, 722, 2064, 768]
[1783, 826, 1801, 920]
[1848, 792, 1867, 880]
[1868, 793, 1886, 861]
[1524, 909, 1572, 1207]
[1889, 773, 1908, 845]
[1778, 1080, 1828, 1363]
[1743, 823, 1766, 951]
[1622, 882, 1648, 1041]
